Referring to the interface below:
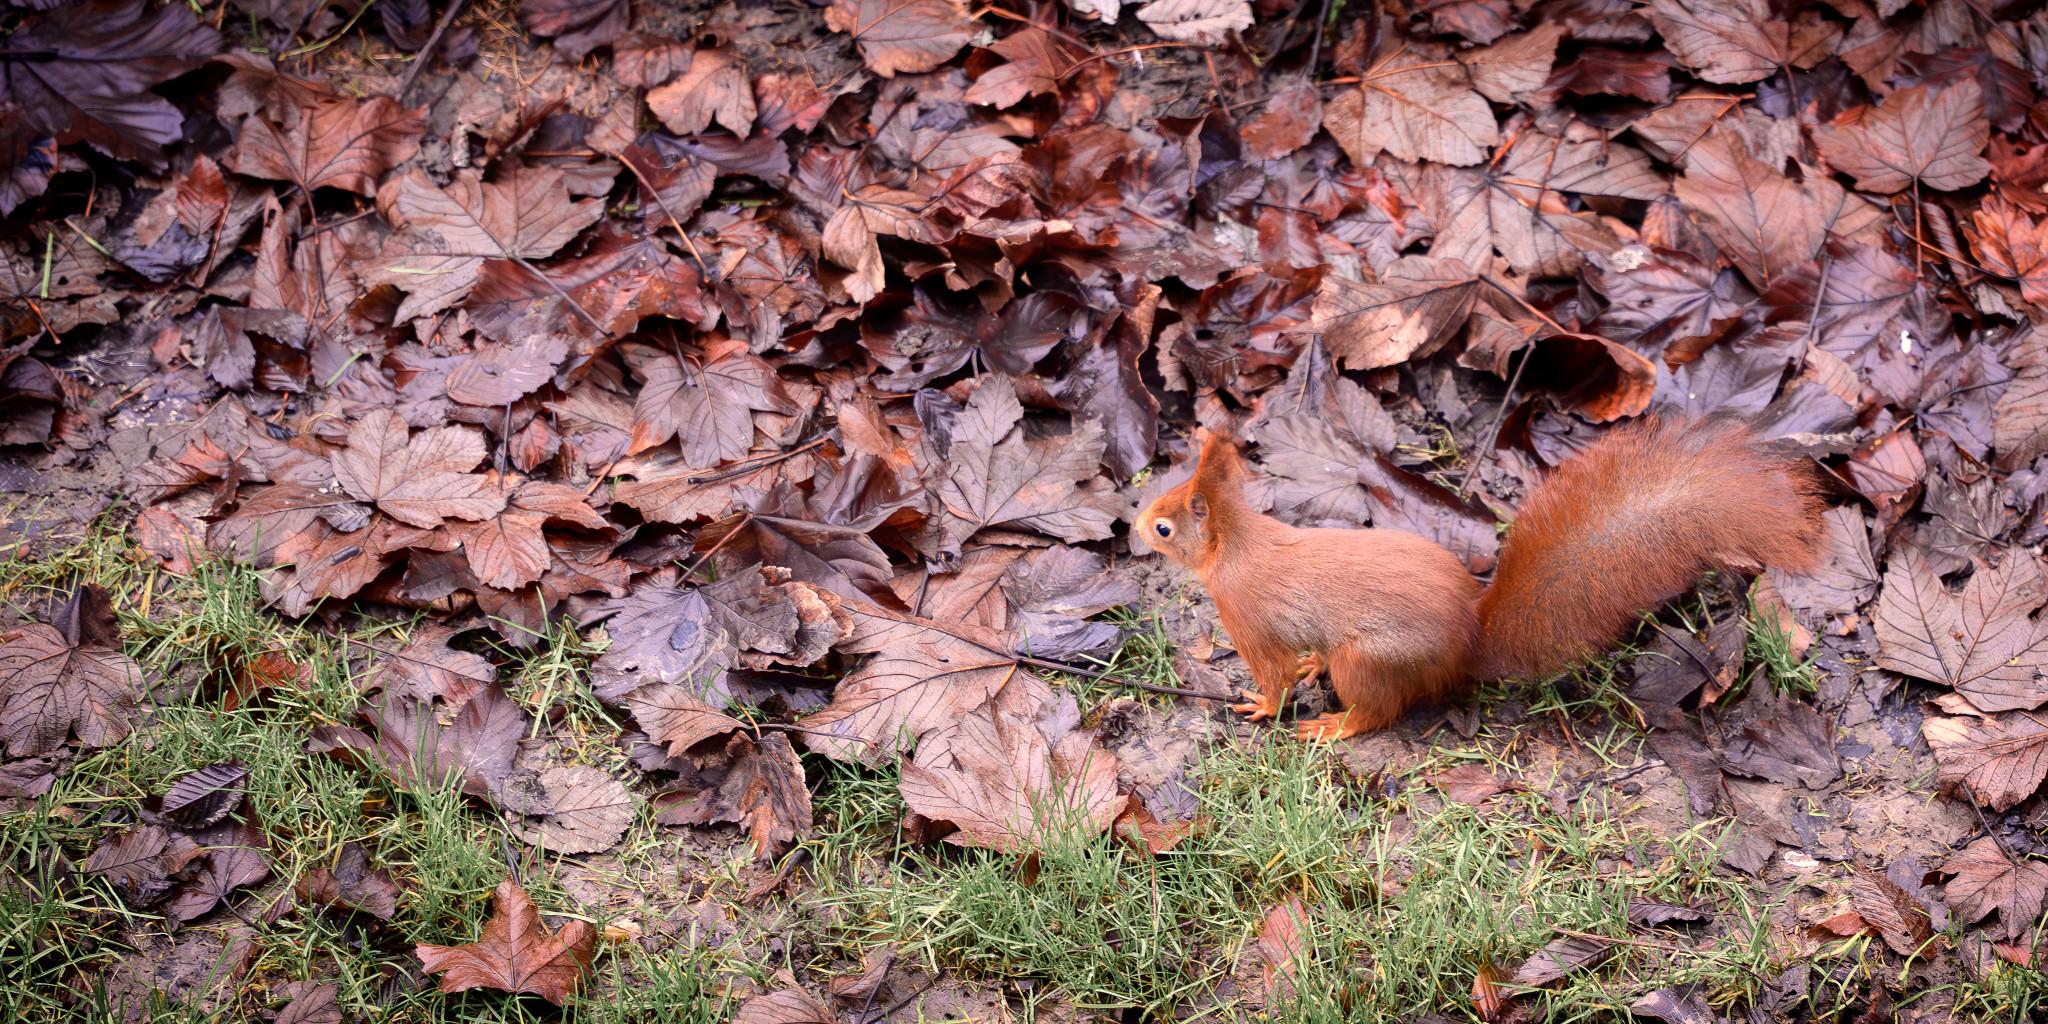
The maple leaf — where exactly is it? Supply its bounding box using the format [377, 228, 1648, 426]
[1923, 711, 2048, 812]
[623, 340, 799, 465]
[1325, 40, 1499, 167]
[1137, 0, 1254, 46]
[447, 478, 607, 591]
[368, 167, 605, 323]
[1811, 80, 1990, 194]
[660, 731, 812, 860]
[733, 985, 834, 1024]
[1850, 867, 1933, 956]
[825, 0, 976, 78]
[1587, 246, 1747, 352]
[899, 687, 1121, 852]
[1645, 0, 1838, 84]
[932, 375, 1125, 548]
[1674, 129, 1884, 289]
[0, 584, 147, 757]
[1995, 325, 2048, 471]
[646, 48, 756, 137]
[0, 0, 221, 168]
[329, 409, 506, 530]
[1966, 196, 2048, 309]
[416, 876, 596, 1007]
[1873, 548, 2048, 713]
[963, 27, 1075, 108]
[1240, 80, 1323, 161]
[465, 236, 707, 353]
[1944, 836, 2048, 941]
[1311, 256, 1481, 371]
[228, 90, 424, 196]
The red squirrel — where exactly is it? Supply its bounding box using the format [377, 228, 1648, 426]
[1136, 418, 1826, 740]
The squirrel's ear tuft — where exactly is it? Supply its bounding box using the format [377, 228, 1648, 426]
[1193, 429, 1241, 492]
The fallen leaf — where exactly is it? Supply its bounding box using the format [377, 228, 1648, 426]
[164, 820, 270, 925]
[1628, 900, 1709, 927]
[733, 986, 834, 1024]
[361, 625, 495, 706]
[1922, 711, 2048, 812]
[0, 583, 148, 757]
[297, 841, 402, 919]
[1968, 196, 2048, 309]
[228, 89, 424, 196]
[275, 982, 341, 1024]
[1255, 899, 1308, 998]
[84, 824, 202, 906]
[360, 684, 547, 814]
[329, 409, 506, 530]
[522, 766, 634, 855]
[0, 0, 221, 167]
[1512, 934, 1614, 985]
[1325, 44, 1499, 167]
[1431, 764, 1508, 804]
[932, 375, 1124, 549]
[624, 340, 798, 465]
[1849, 866, 1933, 956]
[1136, 0, 1253, 46]
[825, 0, 976, 78]
[1943, 836, 2048, 941]
[646, 48, 756, 137]
[156, 760, 248, 829]
[518, 0, 627, 60]
[1312, 256, 1481, 371]
[1646, 0, 1836, 84]
[1811, 80, 1990, 193]
[416, 876, 596, 1007]
[1873, 548, 2048, 713]
[898, 688, 1121, 852]
[369, 167, 605, 323]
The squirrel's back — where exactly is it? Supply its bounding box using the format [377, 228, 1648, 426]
[1474, 418, 1825, 680]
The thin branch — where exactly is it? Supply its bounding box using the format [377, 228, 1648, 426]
[1019, 656, 1236, 701]
[687, 436, 828, 484]
[394, 0, 466, 101]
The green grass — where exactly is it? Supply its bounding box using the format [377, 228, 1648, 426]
[9, 521, 2048, 1022]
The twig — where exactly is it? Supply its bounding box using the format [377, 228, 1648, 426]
[296, 208, 377, 241]
[511, 255, 614, 342]
[686, 437, 828, 484]
[861, 969, 946, 1024]
[1571, 759, 1668, 802]
[679, 512, 754, 584]
[1307, 0, 1333, 76]
[394, 0, 466, 101]
[1802, 255, 1833, 346]
[1455, 277, 1555, 501]
[1018, 656, 1236, 701]
[614, 145, 713, 277]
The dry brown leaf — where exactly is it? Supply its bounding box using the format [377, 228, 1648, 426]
[1255, 899, 1308, 999]
[297, 841, 401, 919]
[1312, 256, 1481, 371]
[1968, 197, 2048, 310]
[624, 341, 798, 465]
[898, 689, 1121, 853]
[1923, 711, 2048, 812]
[329, 409, 505, 530]
[369, 167, 604, 322]
[1849, 866, 1933, 956]
[1325, 45, 1499, 167]
[1811, 80, 1990, 193]
[522, 766, 634, 855]
[1646, 0, 1838, 83]
[932, 375, 1124, 549]
[1675, 129, 1882, 288]
[1944, 836, 2048, 941]
[825, 0, 976, 77]
[801, 604, 1025, 763]
[416, 876, 596, 1006]
[646, 48, 756, 137]
[1873, 548, 2048, 713]
[0, 584, 146, 757]
[228, 90, 424, 196]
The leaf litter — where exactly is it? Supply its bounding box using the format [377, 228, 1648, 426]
[0, 0, 2045, 1015]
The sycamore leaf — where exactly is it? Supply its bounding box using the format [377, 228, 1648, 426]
[1811, 80, 1990, 193]
[1873, 548, 2048, 713]
[1325, 43, 1499, 167]
[646, 48, 756, 137]
[522, 766, 634, 854]
[825, 0, 976, 77]
[1995, 325, 2048, 471]
[1967, 197, 2048, 310]
[1923, 711, 2048, 812]
[416, 877, 596, 1007]
[900, 690, 1121, 853]
[368, 167, 604, 322]
[1458, 24, 1562, 103]
[933, 375, 1124, 547]
[1311, 256, 1481, 371]
[624, 341, 798, 465]
[228, 90, 424, 196]
[361, 684, 547, 814]
[1675, 129, 1883, 289]
[1646, 0, 1838, 84]
[329, 409, 506, 530]
[801, 604, 1026, 762]
[0, 584, 146, 757]
[1944, 836, 2048, 940]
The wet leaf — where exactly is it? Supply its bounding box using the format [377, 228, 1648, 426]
[826, 0, 976, 77]
[646, 48, 756, 137]
[1811, 80, 1990, 193]
[1943, 836, 2048, 941]
[329, 409, 505, 530]
[1849, 865, 1934, 956]
[1512, 934, 1613, 985]
[297, 841, 402, 920]
[522, 766, 634, 855]
[1874, 549, 2048, 713]
[1923, 710, 2048, 812]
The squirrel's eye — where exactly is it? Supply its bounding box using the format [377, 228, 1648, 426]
[1155, 522, 1173, 538]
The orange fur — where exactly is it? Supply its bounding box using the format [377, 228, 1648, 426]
[1136, 420, 1824, 740]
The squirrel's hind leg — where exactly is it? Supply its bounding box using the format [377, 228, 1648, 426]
[1300, 646, 1407, 740]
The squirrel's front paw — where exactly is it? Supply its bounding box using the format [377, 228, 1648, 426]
[1230, 690, 1285, 722]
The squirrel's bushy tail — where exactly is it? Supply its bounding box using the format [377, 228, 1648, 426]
[1475, 418, 1826, 680]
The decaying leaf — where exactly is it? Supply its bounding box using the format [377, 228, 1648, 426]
[1943, 837, 2048, 941]
[1874, 549, 2048, 713]
[0, 584, 147, 757]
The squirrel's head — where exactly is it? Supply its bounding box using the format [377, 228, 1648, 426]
[1135, 429, 1242, 569]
